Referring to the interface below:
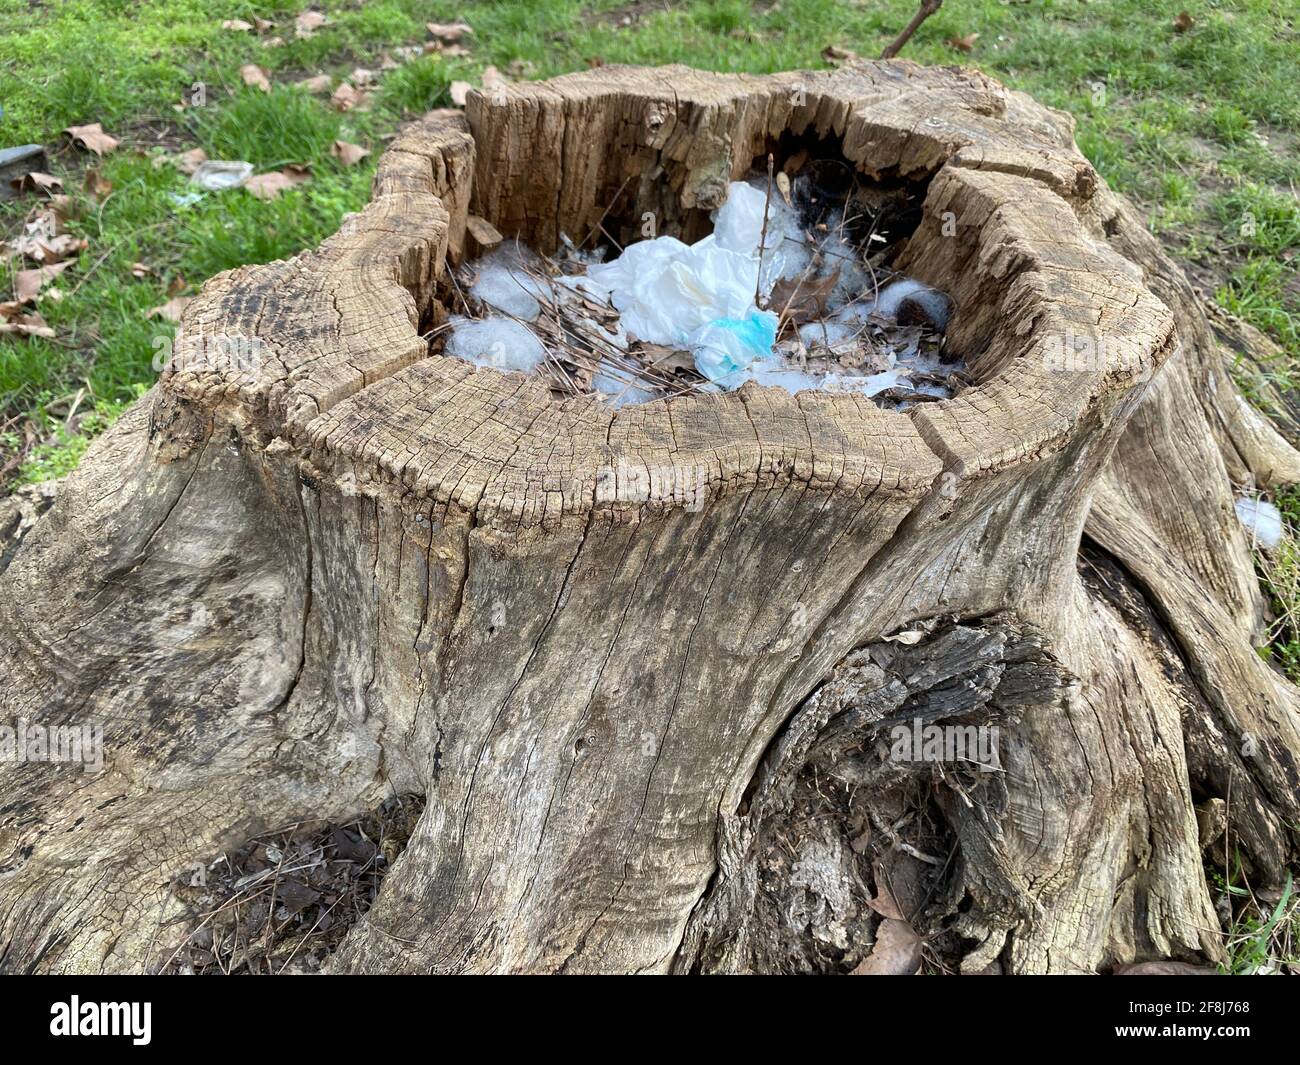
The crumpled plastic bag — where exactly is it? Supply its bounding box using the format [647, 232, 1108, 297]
[190, 160, 255, 191]
[584, 181, 810, 386]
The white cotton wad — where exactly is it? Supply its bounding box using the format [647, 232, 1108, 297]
[444, 316, 547, 374]
[592, 362, 658, 407]
[867, 278, 953, 331]
[469, 246, 551, 321]
[1235, 497, 1285, 550]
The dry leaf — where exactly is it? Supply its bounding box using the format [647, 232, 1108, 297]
[295, 74, 332, 94]
[295, 10, 327, 37]
[166, 275, 187, 298]
[0, 308, 55, 338]
[63, 123, 119, 156]
[1173, 11, 1195, 32]
[850, 919, 921, 975]
[147, 295, 193, 322]
[221, 18, 253, 32]
[46, 194, 76, 222]
[329, 140, 370, 167]
[776, 171, 792, 207]
[431, 42, 471, 58]
[172, 147, 208, 175]
[15, 261, 73, 303]
[821, 45, 858, 64]
[12, 233, 85, 266]
[131, 262, 153, 279]
[330, 83, 370, 112]
[770, 269, 841, 325]
[946, 33, 980, 51]
[245, 166, 312, 200]
[240, 64, 272, 92]
[426, 20, 472, 43]
[449, 80, 473, 106]
[83, 168, 112, 202]
[350, 67, 379, 87]
[633, 342, 695, 375]
[11, 172, 63, 196]
[864, 876, 907, 921]
[262, 35, 285, 48]
[253, 16, 274, 33]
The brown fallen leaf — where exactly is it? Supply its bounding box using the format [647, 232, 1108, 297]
[449, 80, 473, 106]
[851, 918, 921, 975]
[864, 876, 907, 921]
[147, 295, 193, 322]
[1173, 10, 1195, 32]
[244, 166, 312, 200]
[633, 342, 695, 375]
[770, 268, 841, 325]
[131, 261, 153, 279]
[262, 35, 285, 48]
[330, 83, 371, 112]
[46, 194, 76, 222]
[221, 18, 253, 32]
[295, 10, 327, 37]
[427, 20, 472, 43]
[15, 261, 73, 303]
[240, 64, 272, 92]
[11, 232, 86, 266]
[822, 45, 859, 64]
[946, 33, 980, 51]
[166, 275, 187, 298]
[63, 123, 119, 156]
[0, 307, 55, 338]
[83, 168, 112, 202]
[295, 74, 332, 94]
[329, 140, 370, 167]
[429, 41, 471, 58]
[11, 172, 63, 196]
[776, 171, 792, 206]
[171, 147, 208, 175]
[253, 16, 274, 33]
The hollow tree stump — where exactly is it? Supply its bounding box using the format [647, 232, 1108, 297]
[2, 62, 1298, 975]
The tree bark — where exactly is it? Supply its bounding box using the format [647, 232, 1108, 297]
[1, 61, 1297, 975]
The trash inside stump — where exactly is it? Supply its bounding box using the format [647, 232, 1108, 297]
[436, 158, 967, 409]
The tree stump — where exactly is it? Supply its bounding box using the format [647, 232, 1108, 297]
[2, 62, 1298, 975]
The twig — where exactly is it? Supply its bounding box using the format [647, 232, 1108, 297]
[881, 0, 944, 59]
[755, 153, 775, 307]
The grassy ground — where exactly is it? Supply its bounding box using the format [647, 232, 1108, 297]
[1, 0, 1296, 479]
[1, 0, 1298, 969]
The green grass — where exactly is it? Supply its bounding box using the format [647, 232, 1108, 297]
[1213, 862, 1297, 975]
[0, 0, 1296, 482]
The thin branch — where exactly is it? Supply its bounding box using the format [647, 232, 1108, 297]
[881, 0, 944, 60]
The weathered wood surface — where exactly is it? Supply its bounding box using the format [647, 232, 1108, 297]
[1, 62, 1297, 974]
